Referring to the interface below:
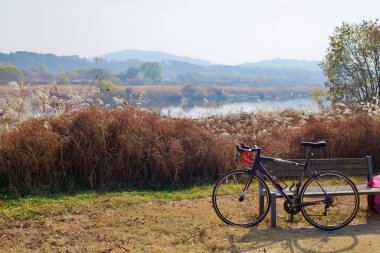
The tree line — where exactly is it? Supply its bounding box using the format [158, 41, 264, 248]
[0, 61, 162, 86]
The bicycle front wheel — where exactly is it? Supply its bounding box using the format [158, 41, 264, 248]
[212, 170, 271, 227]
[300, 172, 360, 230]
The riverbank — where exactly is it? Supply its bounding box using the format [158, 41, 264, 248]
[0, 84, 317, 121]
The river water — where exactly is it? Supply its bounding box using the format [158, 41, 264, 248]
[160, 98, 319, 118]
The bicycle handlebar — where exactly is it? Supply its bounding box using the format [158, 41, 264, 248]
[236, 143, 261, 165]
[235, 143, 261, 153]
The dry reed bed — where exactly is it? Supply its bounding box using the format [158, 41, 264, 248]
[202, 109, 380, 166]
[0, 107, 234, 194]
[1, 107, 380, 195]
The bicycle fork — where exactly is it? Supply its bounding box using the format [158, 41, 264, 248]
[239, 173, 253, 202]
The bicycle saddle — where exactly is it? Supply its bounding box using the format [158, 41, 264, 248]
[300, 140, 327, 148]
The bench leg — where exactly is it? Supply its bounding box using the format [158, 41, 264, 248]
[270, 192, 277, 227]
[259, 196, 264, 215]
[258, 172, 264, 215]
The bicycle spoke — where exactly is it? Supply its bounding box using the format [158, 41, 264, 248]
[212, 170, 270, 227]
[301, 172, 359, 230]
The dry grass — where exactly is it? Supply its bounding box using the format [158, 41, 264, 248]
[0, 194, 378, 252]
[1, 105, 380, 195]
[0, 107, 234, 194]
[201, 109, 380, 171]
[0, 84, 99, 99]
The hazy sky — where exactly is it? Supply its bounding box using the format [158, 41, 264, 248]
[0, 0, 379, 65]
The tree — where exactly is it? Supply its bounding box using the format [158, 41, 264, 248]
[97, 80, 121, 93]
[37, 64, 54, 81]
[118, 67, 140, 83]
[86, 68, 112, 81]
[125, 67, 140, 79]
[140, 62, 162, 83]
[181, 84, 206, 105]
[0, 62, 23, 85]
[56, 73, 70, 84]
[321, 20, 380, 102]
[309, 87, 328, 108]
[23, 64, 54, 84]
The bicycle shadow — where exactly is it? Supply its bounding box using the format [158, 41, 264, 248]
[229, 218, 380, 253]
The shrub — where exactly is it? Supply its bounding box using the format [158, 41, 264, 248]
[202, 110, 380, 172]
[0, 107, 234, 194]
[56, 74, 70, 84]
[181, 84, 206, 105]
[98, 80, 122, 93]
[205, 86, 227, 103]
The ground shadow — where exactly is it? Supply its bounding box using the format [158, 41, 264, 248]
[238, 219, 380, 253]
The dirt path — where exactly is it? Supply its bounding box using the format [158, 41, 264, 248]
[0, 197, 379, 252]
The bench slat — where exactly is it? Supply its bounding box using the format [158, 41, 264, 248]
[267, 164, 368, 170]
[270, 184, 380, 198]
[268, 169, 367, 177]
[286, 158, 368, 165]
[271, 171, 366, 179]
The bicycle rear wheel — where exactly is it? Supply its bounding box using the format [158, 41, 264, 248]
[212, 170, 271, 227]
[300, 172, 359, 230]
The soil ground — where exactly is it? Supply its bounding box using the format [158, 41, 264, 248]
[0, 195, 379, 253]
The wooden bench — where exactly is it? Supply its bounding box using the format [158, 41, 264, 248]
[259, 156, 380, 227]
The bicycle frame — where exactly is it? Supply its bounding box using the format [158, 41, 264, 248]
[247, 147, 330, 206]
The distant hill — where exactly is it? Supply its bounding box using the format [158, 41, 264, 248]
[99, 49, 211, 66]
[0, 51, 92, 73]
[0, 51, 325, 87]
[243, 59, 321, 72]
[0, 51, 143, 73]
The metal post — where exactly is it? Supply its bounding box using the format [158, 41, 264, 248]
[258, 171, 264, 215]
[367, 156, 374, 180]
[270, 192, 277, 227]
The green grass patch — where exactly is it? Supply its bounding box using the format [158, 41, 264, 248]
[0, 176, 367, 221]
[0, 185, 215, 221]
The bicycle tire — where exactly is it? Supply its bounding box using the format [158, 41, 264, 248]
[212, 170, 271, 227]
[300, 171, 360, 230]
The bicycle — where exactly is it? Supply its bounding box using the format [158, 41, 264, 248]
[212, 141, 360, 230]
